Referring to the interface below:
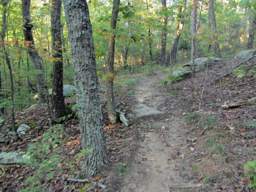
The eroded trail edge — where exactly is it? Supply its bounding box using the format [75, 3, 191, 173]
[120, 72, 202, 192]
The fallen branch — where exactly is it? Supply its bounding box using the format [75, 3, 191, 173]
[222, 97, 256, 109]
[66, 178, 106, 190]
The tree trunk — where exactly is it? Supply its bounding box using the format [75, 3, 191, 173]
[168, 0, 187, 65]
[51, 0, 65, 119]
[208, 0, 221, 57]
[146, 0, 153, 61]
[22, 0, 48, 104]
[1, 0, 15, 130]
[248, 13, 256, 49]
[63, 0, 107, 176]
[160, 0, 168, 65]
[123, 45, 129, 69]
[105, 0, 120, 124]
[191, 0, 198, 62]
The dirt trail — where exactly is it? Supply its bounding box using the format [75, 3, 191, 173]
[120, 72, 202, 192]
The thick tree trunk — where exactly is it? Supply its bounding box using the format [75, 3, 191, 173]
[22, 0, 48, 104]
[51, 0, 65, 119]
[248, 14, 256, 49]
[63, 0, 107, 176]
[191, 0, 198, 62]
[1, 0, 15, 130]
[160, 0, 168, 65]
[208, 0, 221, 57]
[106, 0, 120, 124]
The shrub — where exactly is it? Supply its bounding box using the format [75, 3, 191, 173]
[244, 160, 256, 189]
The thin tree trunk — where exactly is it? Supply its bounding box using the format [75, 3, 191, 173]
[106, 0, 120, 124]
[146, 0, 153, 61]
[248, 13, 256, 49]
[123, 45, 129, 69]
[51, 0, 65, 119]
[208, 0, 221, 57]
[1, 0, 15, 130]
[167, 0, 187, 65]
[22, 0, 49, 104]
[191, 0, 198, 62]
[160, 0, 168, 65]
[147, 28, 153, 61]
[63, 0, 107, 176]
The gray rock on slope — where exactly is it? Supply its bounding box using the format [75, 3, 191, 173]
[235, 49, 256, 61]
[17, 124, 31, 138]
[0, 152, 30, 165]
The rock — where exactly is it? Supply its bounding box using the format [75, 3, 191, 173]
[235, 49, 256, 61]
[17, 124, 31, 138]
[170, 66, 192, 81]
[63, 84, 76, 97]
[184, 57, 222, 72]
[0, 152, 30, 165]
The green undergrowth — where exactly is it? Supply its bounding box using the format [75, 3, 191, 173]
[244, 160, 256, 189]
[20, 124, 89, 192]
[233, 65, 256, 79]
[184, 111, 217, 130]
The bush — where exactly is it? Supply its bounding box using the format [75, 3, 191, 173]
[244, 160, 256, 189]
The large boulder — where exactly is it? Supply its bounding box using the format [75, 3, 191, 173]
[0, 152, 30, 165]
[17, 124, 31, 138]
[235, 49, 256, 61]
[169, 66, 192, 82]
[184, 57, 222, 72]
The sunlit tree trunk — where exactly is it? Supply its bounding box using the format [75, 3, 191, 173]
[22, 0, 49, 104]
[248, 12, 256, 49]
[51, 0, 65, 119]
[160, 0, 168, 65]
[1, 0, 15, 130]
[208, 0, 221, 57]
[105, 0, 120, 124]
[191, 0, 198, 62]
[63, 0, 107, 176]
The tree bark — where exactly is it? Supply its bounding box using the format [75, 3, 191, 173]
[160, 0, 168, 65]
[51, 0, 65, 119]
[1, 0, 15, 130]
[22, 0, 48, 104]
[248, 12, 256, 49]
[191, 0, 198, 62]
[106, 0, 120, 124]
[208, 0, 221, 57]
[63, 0, 107, 176]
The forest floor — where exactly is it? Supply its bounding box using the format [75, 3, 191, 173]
[109, 57, 256, 192]
[0, 56, 256, 192]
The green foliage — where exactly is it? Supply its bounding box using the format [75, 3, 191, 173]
[21, 154, 62, 192]
[116, 163, 127, 176]
[184, 112, 217, 130]
[244, 160, 256, 189]
[25, 124, 64, 166]
[21, 125, 64, 191]
[233, 66, 247, 78]
[206, 137, 225, 155]
[243, 119, 256, 130]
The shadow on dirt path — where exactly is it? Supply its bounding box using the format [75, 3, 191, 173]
[120, 72, 202, 192]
